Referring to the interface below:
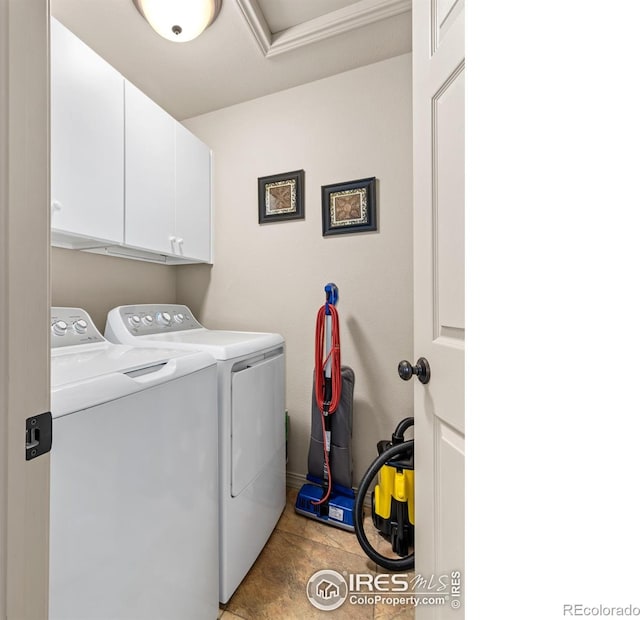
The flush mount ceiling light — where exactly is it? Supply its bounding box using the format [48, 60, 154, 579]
[133, 0, 222, 43]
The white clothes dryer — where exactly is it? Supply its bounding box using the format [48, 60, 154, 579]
[105, 304, 286, 603]
[50, 307, 219, 620]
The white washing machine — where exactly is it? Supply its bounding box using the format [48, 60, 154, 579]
[105, 304, 286, 603]
[50, 307, 219, 620]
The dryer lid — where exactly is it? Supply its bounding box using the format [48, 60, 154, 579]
[105, 304, 283, 360]
[136, 329, 283, 360]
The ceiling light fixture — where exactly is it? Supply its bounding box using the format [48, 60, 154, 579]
[133, 0, 222, 43]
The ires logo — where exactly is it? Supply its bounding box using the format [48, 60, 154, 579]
[349, 573, 411, 592]
[307, 569, 464, 612]
[349, 570, 463, 596]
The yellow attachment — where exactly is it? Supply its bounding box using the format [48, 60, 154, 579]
[374, 464, 395, 519]
[374, 464, 415, 525]
[405, 469, 415, 525]
[394, 470, 407, 501]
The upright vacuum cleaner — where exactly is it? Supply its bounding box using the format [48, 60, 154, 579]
[295, 283, 356, 531]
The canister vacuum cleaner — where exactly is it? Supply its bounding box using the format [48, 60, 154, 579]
[354, 417, 415, 571]
[295, 283, 356, 531]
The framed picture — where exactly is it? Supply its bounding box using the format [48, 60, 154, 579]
[258, 169, 305, 223]
[321, 177, 377, 236]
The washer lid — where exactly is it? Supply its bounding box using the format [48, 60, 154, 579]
[51, 343, 216, 417]
[133, 329, 284, 360]
[52, 342, 203, 387]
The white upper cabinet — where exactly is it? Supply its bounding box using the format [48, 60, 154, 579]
[175, 123, 212, 263]
[124, 82, 176, 256]
[50, 17, 124, 247]
[50, 19, 213, 264]
[125, 82, 212, 262]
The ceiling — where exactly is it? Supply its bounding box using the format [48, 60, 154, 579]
[51, 0, 412, 120]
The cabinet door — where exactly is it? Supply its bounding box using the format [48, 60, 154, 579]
[50, 18, 124, 244]
[175, 123, 212, 263]
[124, 82, 175, 255]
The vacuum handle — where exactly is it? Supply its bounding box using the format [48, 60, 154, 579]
[324, 283, 338, 312]
[392, 417, 414, 444]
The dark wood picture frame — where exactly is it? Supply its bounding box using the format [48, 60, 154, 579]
[258, 169, 305, 223]
[321, 177, 377, 236]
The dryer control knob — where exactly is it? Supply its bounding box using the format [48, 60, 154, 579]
[156, 311, 171, 326]
[128, 315, 141, 328]
[174, 313, 185, 324]
[51, 320, 68, 336]
[142, 314, 154, 326]
[73, 319, 88, 334]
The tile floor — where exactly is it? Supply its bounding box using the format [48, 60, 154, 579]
[218, 487, 414, 620]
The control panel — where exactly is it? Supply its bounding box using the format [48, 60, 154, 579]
[112, 304, 203, 337]
[51, 307, 105, 348]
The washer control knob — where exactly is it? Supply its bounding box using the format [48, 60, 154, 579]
[174, 312, 185, 324]
[51, 320, 68, 336]
[73, 319, 88, 334]
[142, 314, 154, 326]
[156, 311, 171, 326]
[128, 315, 141, 328]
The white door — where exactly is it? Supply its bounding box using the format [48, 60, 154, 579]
[230, 353, 285, 497]
[175, 122, 212, 262]
[413, 0, 465, 618]
[50, 18, 124, 246]
[125, 81, 175, 255]
[1, 0, 51, 617]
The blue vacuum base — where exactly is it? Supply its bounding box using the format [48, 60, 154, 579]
[295, 483, 355, 532]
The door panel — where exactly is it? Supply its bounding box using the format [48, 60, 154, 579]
[434, 0, 464, 51]
[50, 369, 218, 620]
[413, 0, 465, 617]
[435, 421, 465, 618]
[50, 18, 124, 245]
[433, 68, 465, 339]
[125, 82, 175, 255]
[175, 123, 212, 262]
[230, 354, 285, 497]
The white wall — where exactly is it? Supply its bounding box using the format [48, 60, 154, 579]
[178, 54, 414, 484]
[51, 248, 177, 332]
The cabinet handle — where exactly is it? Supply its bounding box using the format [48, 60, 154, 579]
[176, 238, 184, 245]
[51, 201, 62, 213]
[169, 236, 176, 244]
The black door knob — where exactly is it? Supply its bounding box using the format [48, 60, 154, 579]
[398, 358, 431, 384]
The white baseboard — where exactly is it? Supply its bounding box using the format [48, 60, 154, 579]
[285, 471, 308, 490]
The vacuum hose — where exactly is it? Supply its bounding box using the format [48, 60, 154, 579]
[354, 439, 415, 571]
[391, 417, 414, 444]
[314, 303, 341, 413]
[311, 298, 342, 507]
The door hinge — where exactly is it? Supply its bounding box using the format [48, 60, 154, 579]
[25, 412, 52, 461]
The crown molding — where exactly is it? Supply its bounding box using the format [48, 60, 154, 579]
[235, 0, 271, 55]
[235, 0, 412, 58]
